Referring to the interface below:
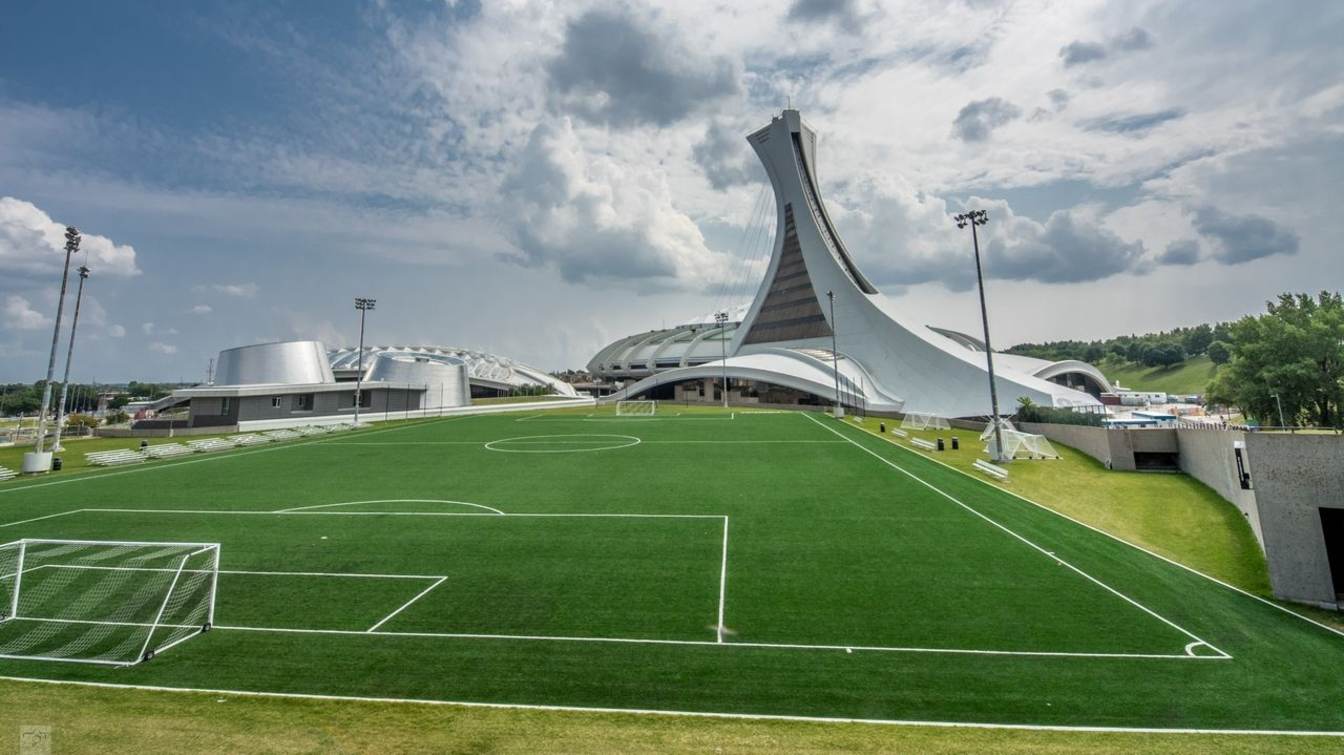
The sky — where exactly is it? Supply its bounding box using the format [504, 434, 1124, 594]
[2, 0, 1341, 383]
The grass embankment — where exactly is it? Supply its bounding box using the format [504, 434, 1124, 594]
[1, 680, 1337, 755]
[0, 432, 239, 478]
[471, 394, 579, 405]
[1098, 355, 1217, 395]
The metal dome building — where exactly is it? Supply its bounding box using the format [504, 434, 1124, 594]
[328, 346, 576, 398]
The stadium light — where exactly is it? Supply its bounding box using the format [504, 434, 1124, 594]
[353, 297, 376, 426]
[953, 209, 1007, 462]
[1270, 392, 1286, 428]
[26, 226, 80, 473]
[827, 290, 842, 418]
[714, 311, 729, 409]
[52, 265, 91, 453]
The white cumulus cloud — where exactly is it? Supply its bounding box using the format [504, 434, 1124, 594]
[2, 295, 52, 331]
[0, 197, 141, 280]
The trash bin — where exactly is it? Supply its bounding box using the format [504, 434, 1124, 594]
[52, 457, 63, 471]
[879, 422, 886, 433]
[951, 437, 960, 450]
[140, 439, 149, 450]
[936, 438, 945, 451]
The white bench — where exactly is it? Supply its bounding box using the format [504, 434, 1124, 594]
[231, 434, 270, 446]
[188, 438, 234, 453]
[910, 437, 936, 451]
[263, 429, 301, 441]
[889, 428, 909, 438]
[0, 465, 17, 481]
[86, 449, 147, 466]
[143, 443, 192, 459]
[973, 459, 1009, 480]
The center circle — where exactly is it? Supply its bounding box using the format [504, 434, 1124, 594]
[483, 434, 641, 454]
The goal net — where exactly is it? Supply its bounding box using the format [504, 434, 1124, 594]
[615, 400, 657, 416]
[901, 412, 950, 431]
[0, 539, 219, 666]
[984, 430, 1061, 460]
[979, 418, 1016, 441]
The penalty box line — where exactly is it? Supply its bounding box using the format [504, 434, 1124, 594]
[804, 413, 1231, 660]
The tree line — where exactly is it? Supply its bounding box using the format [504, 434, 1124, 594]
[0, 381, 177, 417]
[1007, 323, 1233, 369]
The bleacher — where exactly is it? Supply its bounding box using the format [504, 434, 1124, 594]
[910, 437, 936, 451]
[263, 429, 301, 441]
[0, 466, 17, 481]
[973, 459, 1009, 480]
[231, 434, 270, 446]
[187, 438, 235, 453]
[85, 449, 147, 466]
[143, 443, 192, 460]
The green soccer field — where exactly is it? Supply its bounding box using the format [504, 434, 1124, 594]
[0, 406, 1342, 734]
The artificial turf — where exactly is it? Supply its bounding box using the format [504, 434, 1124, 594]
[0, 406, 1341, 734]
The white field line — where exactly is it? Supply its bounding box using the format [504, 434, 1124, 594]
[717, 517, 729, 644]
[315, 439, 848, 445]
[275, 499, 506, 515]
[6, 676, 1342, 737]
[36, 564, 448, 581]
[209, 623, 1221, 660]
[804, 413, 1231, 659]
[850, 418, 1344, 643]
[0, 415, 469, 499]
[22, 508, 723, 522]
[0, 509, 85, 529]
[367, 577, 447, 632]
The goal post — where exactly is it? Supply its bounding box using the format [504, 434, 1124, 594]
[901, 412, 950, 431]
[615, 400, 657, 416]
[0, 539, 220, 666]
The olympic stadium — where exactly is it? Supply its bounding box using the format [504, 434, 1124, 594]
[591, 109, 1112, 418]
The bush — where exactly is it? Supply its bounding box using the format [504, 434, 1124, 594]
[1014, 401, 1104, 427]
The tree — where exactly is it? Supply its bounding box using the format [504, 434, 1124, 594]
[1207, 292, 1344, 427]
[1207, 340, 1231, 365]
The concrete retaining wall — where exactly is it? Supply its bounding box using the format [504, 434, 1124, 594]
[1175, 429, 1261, 542]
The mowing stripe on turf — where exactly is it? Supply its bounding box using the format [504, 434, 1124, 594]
[803, 412, 1231, 659]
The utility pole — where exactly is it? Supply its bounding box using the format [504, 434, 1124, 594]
[52, 265, 91, 453]
[26, 226, 79, 473]
[714, 312, 730, 409]
[954, 209, 1006, 461]
[827, 290, 842, 418]
[353, 298, 375, 426]
[1271, 392, 1287, 429]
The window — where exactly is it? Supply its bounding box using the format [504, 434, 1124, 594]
[220, 397, 232, 415]
[292, 393, 314, 411]
[351, 391, 371, 408]
[271, 396, 282, 409]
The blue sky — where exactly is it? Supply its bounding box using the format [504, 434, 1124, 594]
[3, 0, 1341, 382]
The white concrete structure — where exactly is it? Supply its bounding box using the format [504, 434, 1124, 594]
[594, 110, 1109, 417]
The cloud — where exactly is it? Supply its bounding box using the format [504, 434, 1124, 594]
[0, 197, 141, 281]
[498, 118, 728, 287]
[1058, 41, 1107, 67]
[148, 341, 178, 355]
[1192, 207, 1299, 264]
[1082, 109, 1185, 135]
[214, 282, 258, 298]
[108, 324, 126, 338]
[190, 304, 213, 315]
[979, 203, 1149, 284]
[1059, 27, 1154, 67]
[1158, 239, 1201, 266]
[546, 7, 739, 127]
[693, 120, 761, 190]
[1047, 89, 1070, 111]
[786, 0, 871, 34]
[1113, 27, 1154, 52]
[142, 322, 179, 336]
[2, 295, 51, 331]
[952, 98, 1021, 142]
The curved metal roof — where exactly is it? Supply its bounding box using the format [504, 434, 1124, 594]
[329, 345, 577, 396]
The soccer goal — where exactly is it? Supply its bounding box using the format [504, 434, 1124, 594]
[615, 400, 657, 416]
[985, 430, 1060, 460]
[901, 412, 950, 431]
[0, 539, 219, 666]
[979, 418, 1016, 441]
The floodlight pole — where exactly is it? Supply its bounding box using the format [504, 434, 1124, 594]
[715, 311, 729, 409]
[827, 290, 842, 418]
[955, 210, 1006, 461]
[29, 227, 80, 470]
[353, 297, 375, 426]
[1270, 392, 1286, 428]
[52, 266, 91, 453]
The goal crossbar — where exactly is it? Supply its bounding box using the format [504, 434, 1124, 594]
[615, 400, 657, 416]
